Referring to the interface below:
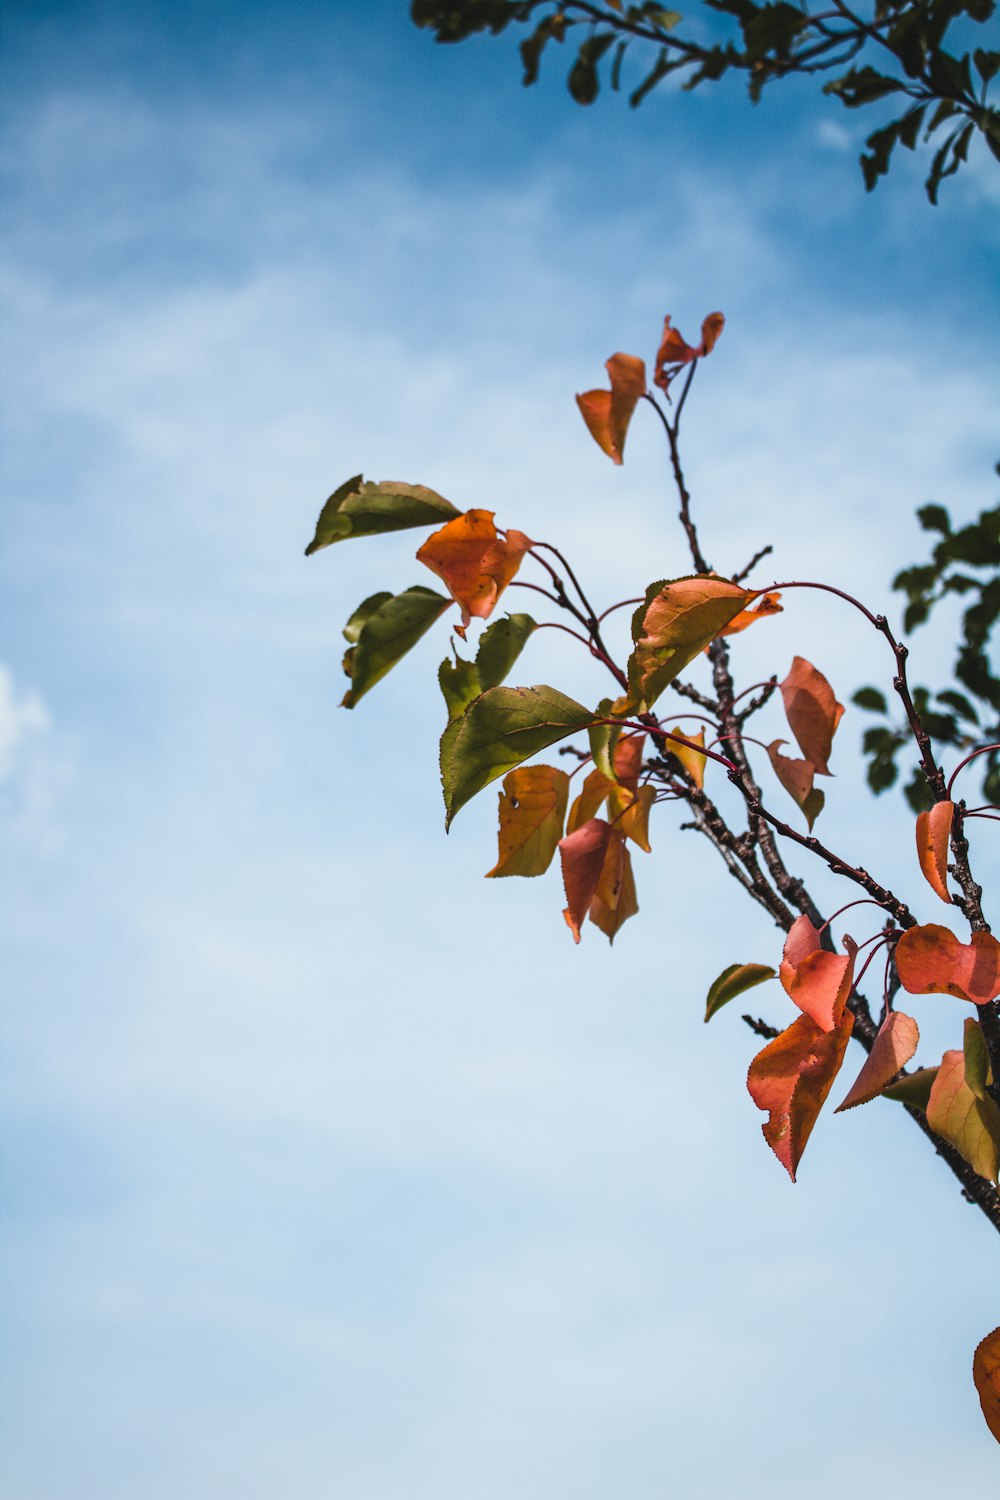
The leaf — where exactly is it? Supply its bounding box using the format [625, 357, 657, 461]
[343, 591, 393, 643]
[895, 924, 1000, 1005]
[915, 800, 954, 904]
[567, 765, 614, 835]
[487, 764, 570, 878]
[973, 1327, 1000, 1446]
[882, 1066, 939, 1109]
[767, 740, 825, 830]
[341, 587, 452, 708]
[835, 1009, 920, 1111]
[779, 915, 857, 1032]
[609, 782, 655, 852]
[576, 353, 647, 465]
[653, 312, 725, 392]
[668, 726, 707, 788]
[628, 576, 756, 711]
[926, 1047, 1000, 1181]
[588, 700, 623, 781]
[475, 613, 536, 690]
[438, 653, 481, 722]
[305, 475, 460, 554]
[852, 686, 888, 713]
[717, 591, 783, 636]
[704, 962, 776, 1023]
[612, 730, 646, 789]
[417, 509, 533, 636]
[441, 684, 594, 829]
[747, 1007, 854, 1182]
[559, 818, 613, 942]
[779, 656, 845, 776]
[588, 828, 639, 943]
[964, 1016, 992, 1102]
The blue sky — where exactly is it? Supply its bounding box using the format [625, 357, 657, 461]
[2, 2, 999, 1495]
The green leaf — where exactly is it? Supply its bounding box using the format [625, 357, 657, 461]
[305, 476, 461, 555]
[439, 654, 482, 722]
[965, 1017, 992, 1102]
[342, 586, 451, 708]
[826, 66, 906, 109]
[704, 963, 776, 1023]
[441, 685, 594, 828]
[852, 686, 888, 713]
[882, 1066, 939, 1110]
[917, 504, 952, 535]
[588, 698, 624, 781]
[568, 32, 615, 104]
[936, 688, 980, 724]
[343, 592, 393, 644]
[475, 613, 536, 690]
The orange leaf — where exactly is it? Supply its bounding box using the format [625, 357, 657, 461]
[916, 800, 954, 905]
[767, 740, 825, 831]
[835, 1009, 920, 1111]
[699, 311, 725, 354]
[588, 828, 638, 943]
[612, 731, 646, 789]
[717, 591, 783, 637]
[559, 818, 612, 943]
[575, 352, 647, 465]
[667, 726, 707, 789]
[416, 509, 533, 636]
[747, 1006, 854, 1181]
[973, 1327, 1000, 1445]
[567, 766, 614, 835]
[895, 924, 1000, 1005]
[779, 915, 857, 1032]
[653, 311, 725, 392]
[926, 1047, 1000, 1181]
[609, 782, 655, 852]
[629, 575, 755, 709]
[486, 765, 570, 879]
[779, 656, 844, 777]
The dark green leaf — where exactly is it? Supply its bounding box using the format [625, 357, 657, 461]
[568, 32, 615, 104]
[306, 476, 461, 554]
[441, 685, 594, 828]
[439, 654, 482, 721]
[882, 1066, 939, 1110]
[343, 592, 393, 644]
[704, 962, 776, 1023]
[852, 686, 889, 713]
[475, 613, 536, 691]
[342, 587, 451, 708]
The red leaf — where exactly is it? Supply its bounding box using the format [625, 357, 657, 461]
[915, 800, 954, 905]
[747, 1007, 854, 1181]
[835, 1009, 920, 1111]
[653, 311, 725, 393]
[575, 352, 647, 465]
[559, 818, 612, 943]
[973, 1327, 1000, 1446]
[417, 509, 533, 636]
[779, 656, 844, 776]
[779, 915, 857, 1032]
[895, 924, 1000, 1005]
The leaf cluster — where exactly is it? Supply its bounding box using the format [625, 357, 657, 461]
[410, 0, 999, 199]
[854, 491, 999, 808]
